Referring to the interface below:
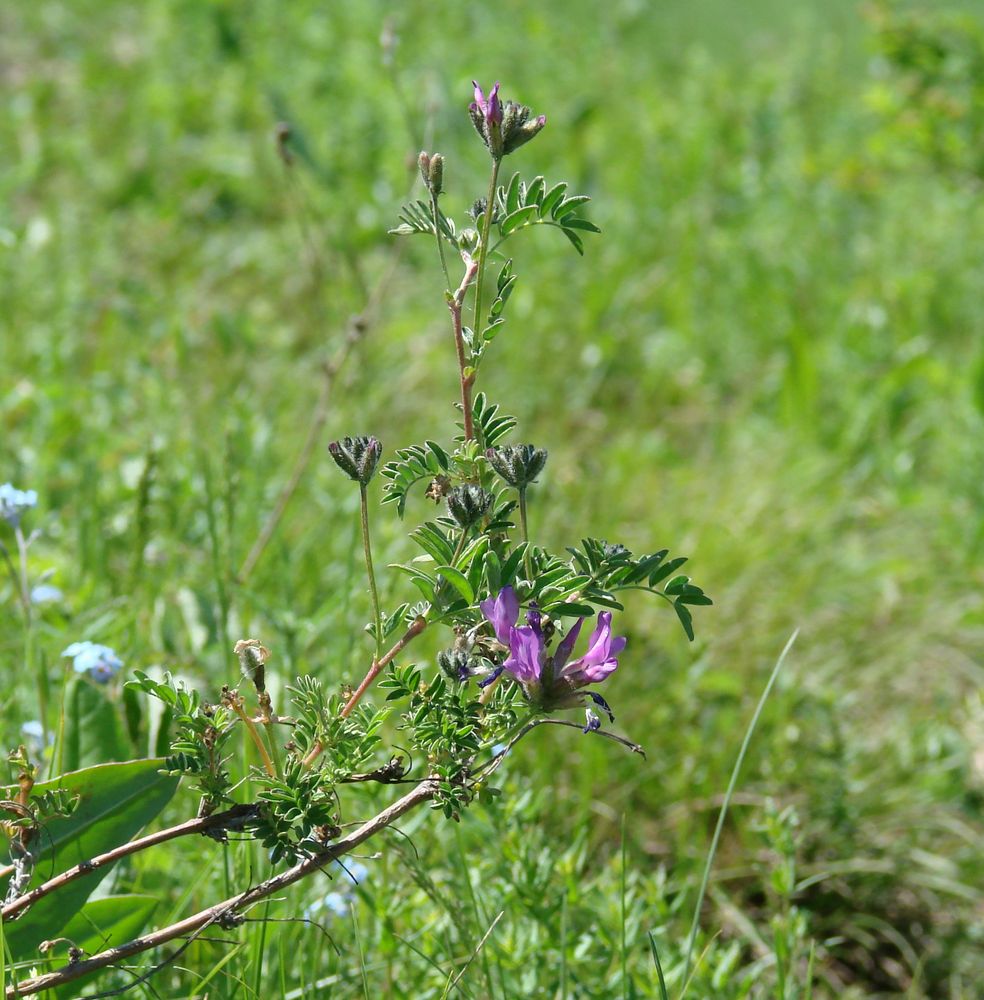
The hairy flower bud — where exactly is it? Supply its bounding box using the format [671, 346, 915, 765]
[417, 151, 431, 186]
[485, 444, 548, 490]
[468, 80, 545, 159]
[428, 153, 444, 196]
[328, 436, 382, 486]
[438, 648, 480, 683]
[446, 484, 494, 529]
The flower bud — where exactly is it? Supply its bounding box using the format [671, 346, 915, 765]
[328, 436, 382, 486]
[438, 648, 479, 683]
[485, 444, 548, 490]
[417, 151, 431, 187]
[428, 153, 444, 196]
[446, 484, 494, 530]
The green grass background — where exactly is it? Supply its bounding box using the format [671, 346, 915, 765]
[2, 0, 983, 996]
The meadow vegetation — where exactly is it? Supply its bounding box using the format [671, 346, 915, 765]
[1, 0, 983, 996]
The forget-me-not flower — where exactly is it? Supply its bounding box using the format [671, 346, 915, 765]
[0, 484, 38, 528]
[31, 584, 64, 606]
[62, 641, 123, 684]
[304, 859, 370, 920]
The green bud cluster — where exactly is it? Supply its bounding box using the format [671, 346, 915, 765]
[417, 151, 445, 196]
[446, 484, 494, 529]
[328, 436, 382, 486]
[486, 444, 548, 489]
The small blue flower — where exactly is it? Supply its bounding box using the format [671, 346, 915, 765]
[303, 860, 370, 920]
[62, 641, 123, 684]
[31, 584, 63, 606]
[21, 720, 45, 740]
[0, 483, 38, 528]
[304, 892, 349, 920]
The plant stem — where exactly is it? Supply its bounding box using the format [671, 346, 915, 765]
[360, 483, 383, 663]
[1, 804, 258, 920]
[300, 615, 429, 770]
[518, 488, 529, 544]
[449, 256, 480, 440]
[518, 486, 533, 581]
[472, 157, 501, 342]
[431, 193, 451, 291]
[228, 698, 277, 778]
[14, 526, 46, 743]
[5, 783, 438, 999]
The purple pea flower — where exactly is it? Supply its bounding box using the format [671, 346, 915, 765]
[471, 80, 502, 126]
[479, 587, 624, 728]
[479, 585, 519, 646]
[553, 612, 626, 685]
[468, 80, 545, 158]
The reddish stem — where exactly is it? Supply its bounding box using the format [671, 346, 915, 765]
[449, 256, 480, 440]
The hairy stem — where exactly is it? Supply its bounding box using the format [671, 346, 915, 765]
[360, 483, 383, 663]
[299, 615, 429, 770]
[5, 783, 438, 998]
[449, 256, 480, 440]
[472, 157, 501, 343]
[431, 193, 451, 291]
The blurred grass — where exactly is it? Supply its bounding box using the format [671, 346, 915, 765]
[2, 0, 983, 996]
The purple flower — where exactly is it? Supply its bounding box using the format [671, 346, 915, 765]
[503, 625, 546, 683]
[479, 585, 519, 645]
[468, 80, 545, 159]
[471, 80, 502, 126]
[62, 641, 123, 684]
[555, 612, 626, 685]
[478, 587, 625, 727]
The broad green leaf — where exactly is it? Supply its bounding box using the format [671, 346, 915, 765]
[62, 675, 130, 772]
[505, 172, 522, 214]
[525, 175, 545, 206]
[2, 759, 179, 959]
[561, 217, 601, 234]
[553, 194, 591, 219]
[561, 228, 585, 255]
[500, 205, 539, 235]
[539, 182, 568, 217]
[674, 600, 695, 641]
[434, 566, 475, 604]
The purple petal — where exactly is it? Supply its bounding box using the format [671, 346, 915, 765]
[503, 625, 544, 683]
[488, 82, 502, 123]
[559, 612, 626, 685]
[472, 80, 485, 108]
[480, 586, 519, 645]
[552, 617, 584, 672]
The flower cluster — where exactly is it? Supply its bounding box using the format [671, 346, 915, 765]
[468, 81, 546, 159]
[0, 483, 38, 527]
[328, 436, 382, 486]
[479, 586, 624, 731]
[62, 642, 123, 684]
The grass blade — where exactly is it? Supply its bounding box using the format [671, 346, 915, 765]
[647, 931, 669, 1000]
[681, 629, 799, 993]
